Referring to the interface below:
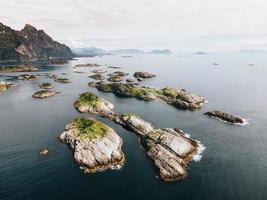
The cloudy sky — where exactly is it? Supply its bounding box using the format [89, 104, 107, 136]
[1, 0, 267, 52]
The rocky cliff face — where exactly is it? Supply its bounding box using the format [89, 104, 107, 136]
[0, 23, 73, 61]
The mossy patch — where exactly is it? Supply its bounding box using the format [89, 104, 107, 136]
[71, 118, 109, 141]
[76, 92, 102, 108]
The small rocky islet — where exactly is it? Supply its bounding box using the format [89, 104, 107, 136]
[17, 74, 38, 81]
[204, 110, 246, 125]
[75, 63, 101, 67]
[89, 73, 105, 80]
[73, 91, 204, 181]
[32, 90, 56, 99]
[54, 77, 71, 83]
[0, 81, 16, 93]
[59, 117, 125, 173]
[133, 71, 156, 79]
[39, 82, 54, 89]
[94, 82, 206, 111]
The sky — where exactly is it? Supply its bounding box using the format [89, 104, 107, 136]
[1, 0, 267, 52]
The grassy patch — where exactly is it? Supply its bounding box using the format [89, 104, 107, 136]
[71, 118, 109, 141]
[76, 92, 101, 107]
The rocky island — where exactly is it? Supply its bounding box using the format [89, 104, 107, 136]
[94, 82, 206, 110]
[0, 65, 38, 73]
[32, 90, 56, 98]
[204, 110, 246, 125]
[89, 74, 105, 80]
[55, 78, 71, 83]
[18, 74, 38, 80]
[0, 81, 16, 92]
[133, 71, 156, 79]
[39, 82, 53, 89]
[75, 63, 101, 67]
[73, 92, 205, 181]
[59, 117, 125, 173]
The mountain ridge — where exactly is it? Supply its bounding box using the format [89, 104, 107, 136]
[0, 23, 73, 62]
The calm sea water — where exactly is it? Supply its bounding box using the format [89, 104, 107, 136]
[0, 53, 266, 200]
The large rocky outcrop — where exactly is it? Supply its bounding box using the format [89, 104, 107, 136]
[95, 82, 206, 111]
[0, 23, 73, 61]
[74, 92, 205, 181]
[59, 117, 125, 173]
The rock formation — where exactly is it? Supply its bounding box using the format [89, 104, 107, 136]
[95, 82, 206, 111]
[73, 92, 205, 181]
[204, 110, 245, 124]
[59, 117, 125, 173]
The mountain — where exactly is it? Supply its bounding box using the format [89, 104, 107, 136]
[148, 49, 172, 54]
[194, 51, 206, 55]
[72, 47, 108, 56]
[109, 49, 145, 54]
[0, 23, 73, 61]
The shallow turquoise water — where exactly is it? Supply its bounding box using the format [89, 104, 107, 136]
[0, 53, 266, 200]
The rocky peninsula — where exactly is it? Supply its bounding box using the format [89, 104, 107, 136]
[74, 92, 204, 181]
[205, 110, 246, 125]
[59, 117, 125, 173]
[95, 82, 206, 111]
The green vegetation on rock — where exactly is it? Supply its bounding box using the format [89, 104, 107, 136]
[71, 118, 109, 141]
[76, 92, 101, 108]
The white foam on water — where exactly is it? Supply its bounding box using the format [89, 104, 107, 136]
[111, 164, 123, 170]
[193, 141, 206, 162]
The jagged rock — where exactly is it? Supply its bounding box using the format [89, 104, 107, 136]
[39, 148, 49, 155]
[59, 117, 125, 173]
[0, 65, 38, 73]
[18, 74, 37, 80]
[32, 90, 56, 98]
[55, 77, 71, 83]
[95, 83, 205, 110]
[89, 74, 105, 80]
[204, 110, 245, 124]
[75, 63, 101, 67]
[0, 23, 73, 61]
[39, 82, 53, 89]
[137, 77, 143, 82]
[0, 81, 16, 92]
[133, 71, 156, 79]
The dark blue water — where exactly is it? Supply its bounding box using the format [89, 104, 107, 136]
[0, 53, 266, 200]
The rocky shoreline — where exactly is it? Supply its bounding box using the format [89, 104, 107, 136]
[59, 117, 125, 173]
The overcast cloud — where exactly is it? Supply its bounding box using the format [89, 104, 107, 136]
[1, 0, 267, 52]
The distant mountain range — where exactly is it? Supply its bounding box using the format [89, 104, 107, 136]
[72, 47, 172, 56]
[0, 22, 73, 62]
[148, 49, 172, 54]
